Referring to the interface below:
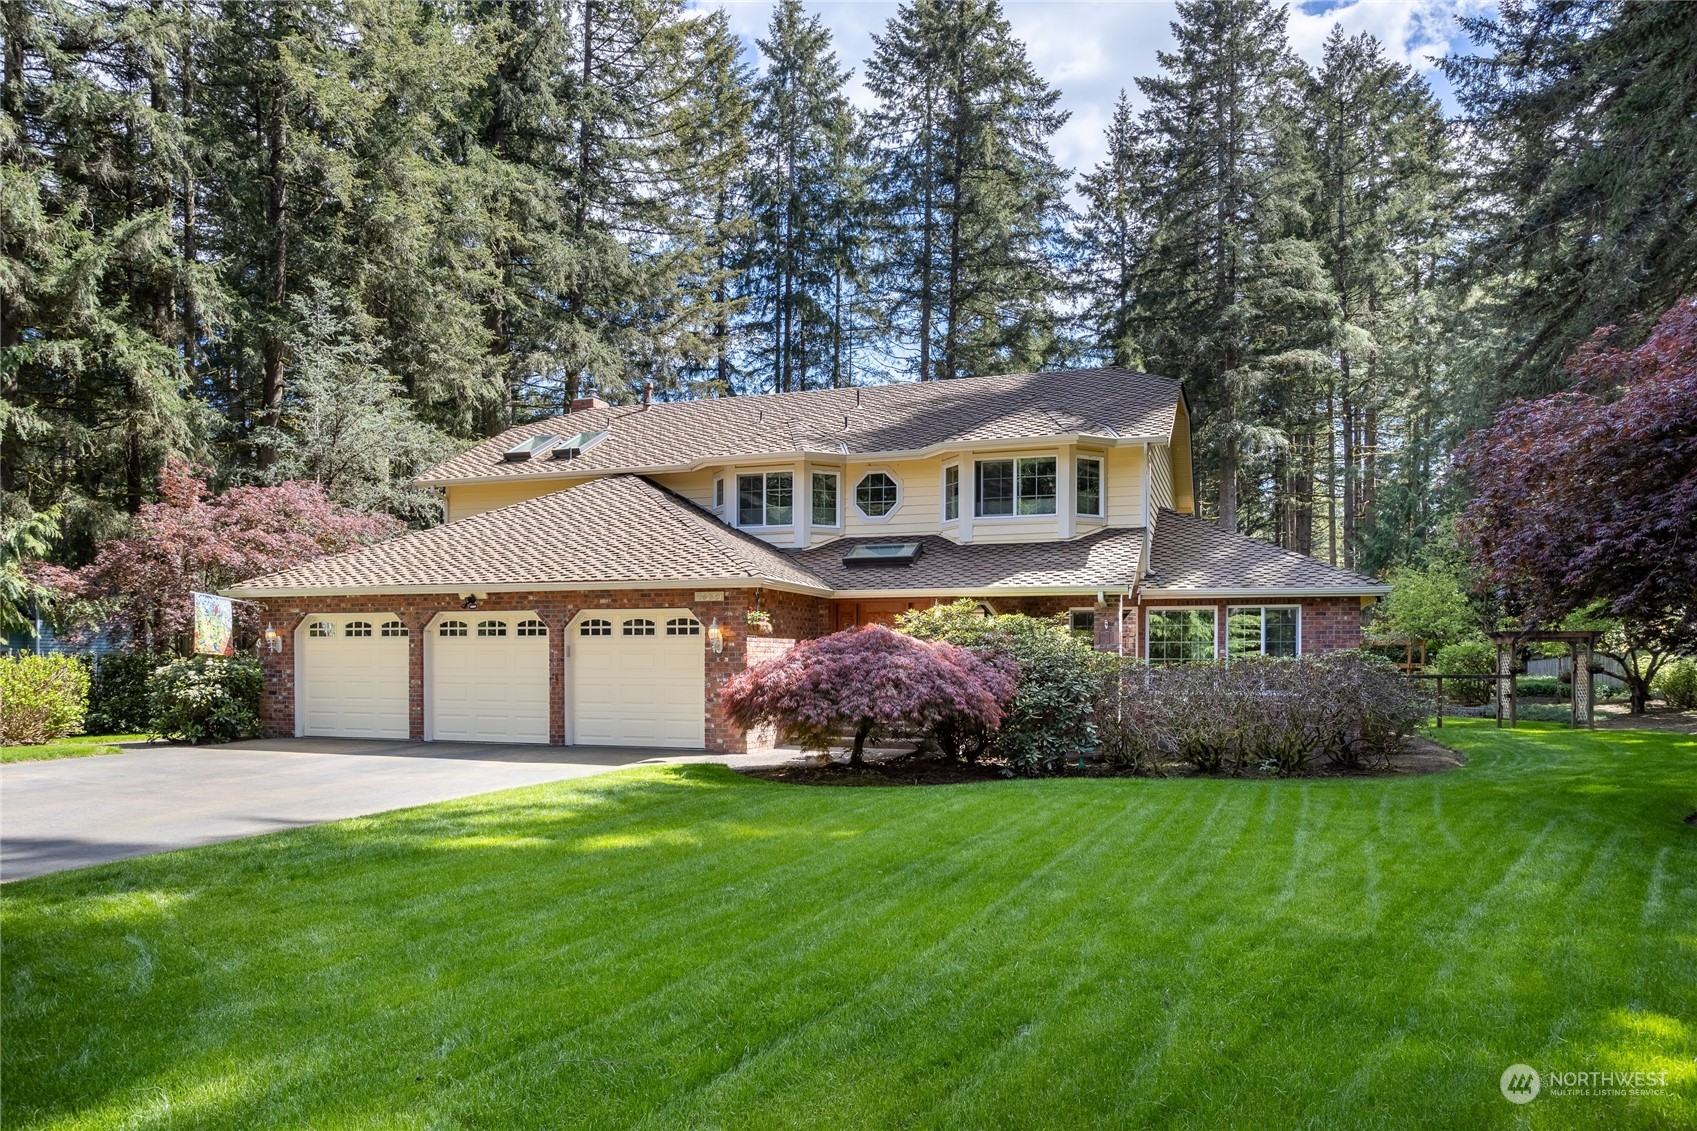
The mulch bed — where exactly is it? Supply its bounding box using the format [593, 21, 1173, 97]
[738, 735, 1467, 787]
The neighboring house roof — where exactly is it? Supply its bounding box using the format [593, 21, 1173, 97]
[1143, 509, 1389, 597]
[789, 530, 1145, 597]
[228, 476, 834, 597]
[419, 367, 1183, 485]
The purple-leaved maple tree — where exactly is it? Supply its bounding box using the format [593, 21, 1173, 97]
[36, 458, 401, 652]
[723, 624, 1016, 766]
[1457, 298, 1697, 712]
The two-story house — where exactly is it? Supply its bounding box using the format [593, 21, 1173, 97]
[231, 367, 1388, 753]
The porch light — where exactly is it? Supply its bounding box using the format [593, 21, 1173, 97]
[262, 623, 282, 653]
[708, 617, 725, 654]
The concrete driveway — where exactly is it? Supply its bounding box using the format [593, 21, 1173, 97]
[1, 738, 784, 882]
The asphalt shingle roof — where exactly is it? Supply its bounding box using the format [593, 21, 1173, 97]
[229, 476, 832, 595]
[788, 530, 1144, 594]
[419, 367, 1183, 485]
[1144, 509, 1388, 594]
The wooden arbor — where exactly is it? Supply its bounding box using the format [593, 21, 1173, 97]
[1489, 630, 1603, 728]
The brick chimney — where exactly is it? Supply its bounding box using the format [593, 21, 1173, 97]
[569, 396, 609, 413]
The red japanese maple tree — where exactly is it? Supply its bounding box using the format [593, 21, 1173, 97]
[37, 458, 401, 652]
[1457, 298, 1697, 711]
[723, 624, 1016, 766]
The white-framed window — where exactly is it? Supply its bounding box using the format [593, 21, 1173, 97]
[380, 620, 407, 637]
[811, 471, 839, 526]
[476, 619, 508, 637]
[623, 617, 656, 637]
[1227, 606, 1299, 659]
[975, 457, 1057, 516]
[344, 620, 373, 637]
[1146, 607, 1217, 665]
[1076, 456, 1103, 517]
[438, 620, 468, 637]
[516, 619, 548, 637]
[308, 620, 336, 638]
[1068, 609, 1096, 641]
[579, 618, 612, 637]
[738, 471, 794, 526]
[854, 471, 899, 517]
[944, 464, 960, 521]
[714, 476, 725, 511]
[666, 616, 702, 636]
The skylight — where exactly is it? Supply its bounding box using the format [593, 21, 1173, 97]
[549, 429, 608, 460]
[842, 542, 922, 567]
[502, 434, 560, 462]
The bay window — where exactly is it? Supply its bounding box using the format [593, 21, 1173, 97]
[811, 472, 839, 526]
[1076, 456, 1103, 517]
[737, 471, 793, 526]
[975, 457, 1057, 516]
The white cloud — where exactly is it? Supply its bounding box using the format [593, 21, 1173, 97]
[701, 0, 1490, 180]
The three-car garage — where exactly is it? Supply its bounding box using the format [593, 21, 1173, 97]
[292, 608, 707, 749]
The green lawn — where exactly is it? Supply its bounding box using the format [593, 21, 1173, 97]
[3, 721, 1694, 1129]
[0, 734, 147, 764]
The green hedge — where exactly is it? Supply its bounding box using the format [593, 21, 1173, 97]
[0, 654, 90, 745]
[87, 651, 172, 734]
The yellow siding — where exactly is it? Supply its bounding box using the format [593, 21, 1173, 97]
[1150, 444, 1174, 512]
[649, 469, 719, 511]
[446, 477, 585, 521]
[841, 457, 943, 539]
[1171, 400, 1197, 513]
[1104, 445, 1146, 529]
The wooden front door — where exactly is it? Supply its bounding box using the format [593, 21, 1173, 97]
[832, 599, 927, 631]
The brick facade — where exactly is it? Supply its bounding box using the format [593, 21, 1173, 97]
[257, 587, 1365, 755]
[254, 587, 835, 755]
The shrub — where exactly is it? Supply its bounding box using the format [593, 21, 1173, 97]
[899, 601, 1101, 775]
[147, 655, 263, 744]
[1515, 675, 1562, 698]
[0, 654, 90, 744]
[1654, 659, 1697, 710]
[87, 650, 170, 733]
[1434, 639, 1496, 706]
[723, 625, 1014, 766]
[1095, 652, 1425, 775]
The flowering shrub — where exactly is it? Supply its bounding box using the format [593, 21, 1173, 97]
[898, 601, 1103, 775]
[0, 654, 90, 745]
[1095, 652, 1426, 775]
[147, 655, 263, 744]
[723, 624, 1015, 766]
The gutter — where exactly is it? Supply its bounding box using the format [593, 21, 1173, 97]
[1139, 586, 1391, 599]
[226, 576, 836, 601]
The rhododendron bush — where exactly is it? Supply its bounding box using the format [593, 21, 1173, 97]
[723, 625, 1015, 766]
[35, 458, 400, 651]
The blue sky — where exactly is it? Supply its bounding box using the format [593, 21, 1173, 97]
[701, 0, 1491, 179]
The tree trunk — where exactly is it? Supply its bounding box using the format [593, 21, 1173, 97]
[850, 721, 871, 767]
[1218, 432, 1239, 532]
[1340, 372, 1355, 570]
[257, 36, 288, 471]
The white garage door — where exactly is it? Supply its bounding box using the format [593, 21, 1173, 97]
[572, 613, 706, 749]
[299, 615, 410, 739]
[430, 616, 550, 744]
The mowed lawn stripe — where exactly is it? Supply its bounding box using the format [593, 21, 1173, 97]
[3, 721, 1693, 1129]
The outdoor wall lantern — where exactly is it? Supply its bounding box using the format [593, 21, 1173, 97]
[262, 623, 282, 653]
[708, 617, 725, 654]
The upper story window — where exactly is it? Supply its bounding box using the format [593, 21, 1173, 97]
[1077, 456, 1103, 517]
[944, 465, 959, 521]
[855, 472, 898, 517]
[1227, 606, 1298, 659]
[976, 457, 1056, 516]
[811, 472, 839, 526]
[714, 477, 725, 511]
[738, 471, 793, 527]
